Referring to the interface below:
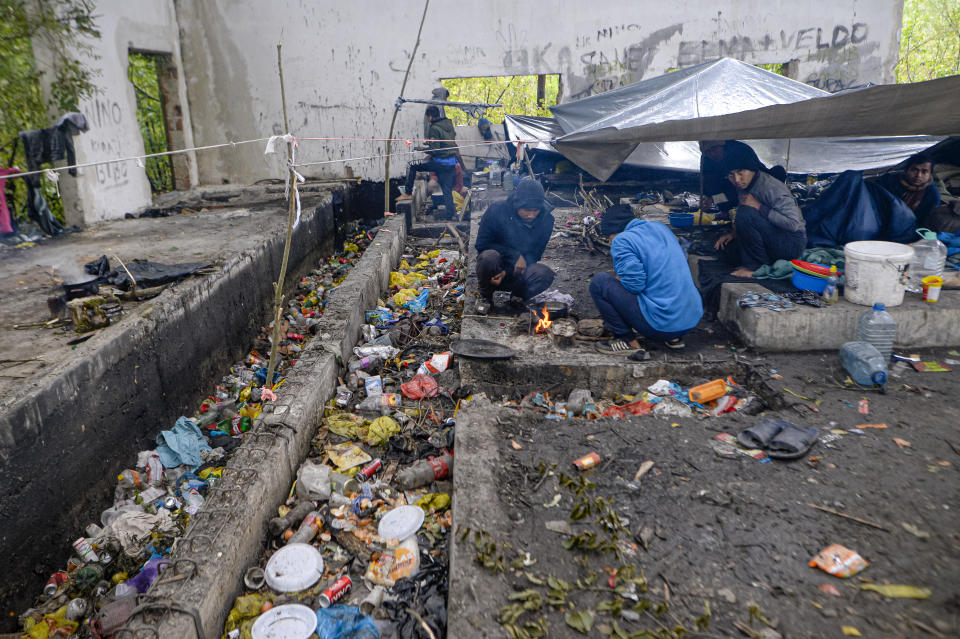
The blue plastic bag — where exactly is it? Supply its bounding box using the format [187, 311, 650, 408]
[403, 289, 430, 313]
[315, 605, 378, 639]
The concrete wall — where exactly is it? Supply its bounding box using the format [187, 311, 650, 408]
[175, 0, 904, 184]
[35, 0, 197, 226]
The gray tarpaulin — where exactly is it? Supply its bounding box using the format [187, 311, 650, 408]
[507, 58, 952, 180]
[505, 115, 941, 176]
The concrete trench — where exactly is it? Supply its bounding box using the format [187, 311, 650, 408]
[0, 188, 369, 620]
[115, 213, 408, 637]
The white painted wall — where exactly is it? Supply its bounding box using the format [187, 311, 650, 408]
[36, 0, 196, 225]
[38, 0, 905, 222]
[176, 0, 904, 185]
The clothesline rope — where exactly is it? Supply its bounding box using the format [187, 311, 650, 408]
[4, 134, 542, 181]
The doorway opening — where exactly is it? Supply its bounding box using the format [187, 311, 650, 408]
[440, 74, 561, 125]
[128, 50, 175, 194]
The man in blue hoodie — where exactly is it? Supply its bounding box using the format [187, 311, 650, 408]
[475, 177, 555, 313]
[590, 206, 702, 356]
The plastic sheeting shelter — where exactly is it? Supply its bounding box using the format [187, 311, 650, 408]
[504, 58, 948, 180]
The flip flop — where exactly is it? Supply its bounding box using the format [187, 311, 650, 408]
[737, 418, 790, 449]
[766, 423, 819, 460]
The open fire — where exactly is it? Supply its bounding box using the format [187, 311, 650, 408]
[534, 306, 552, 333]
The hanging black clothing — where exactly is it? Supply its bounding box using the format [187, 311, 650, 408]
[18, 112, 89, 176]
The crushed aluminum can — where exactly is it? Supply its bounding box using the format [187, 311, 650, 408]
[358, 458, 382, 480]
[573, 452, 601, 471]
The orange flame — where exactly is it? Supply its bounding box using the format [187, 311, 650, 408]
[535, 305, 552, 333]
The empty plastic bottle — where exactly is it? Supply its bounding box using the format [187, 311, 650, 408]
[905, 228, 947, 293]
[395, 453, 454, 490]
[821, 266, 839, 304]
[855, 303, 897, 361]
[840, 342, 887, 390]
[288, 511, 322, 545]
[348, 355, 382, 373]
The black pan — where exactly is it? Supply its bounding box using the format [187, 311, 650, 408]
[62, 279, 100, 300]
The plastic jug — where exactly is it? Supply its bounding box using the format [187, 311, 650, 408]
[688, 379, 726, 403]
[840, 342, 887, 389]
[905, 228, 947, 293]
[855, 303, 897, 361]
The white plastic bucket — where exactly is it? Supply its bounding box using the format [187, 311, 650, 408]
[843, 241, 915, 307]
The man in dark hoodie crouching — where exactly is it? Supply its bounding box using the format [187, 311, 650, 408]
[474, 177, 555, 313]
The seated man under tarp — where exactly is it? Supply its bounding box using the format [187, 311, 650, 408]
[713, 146, 806, 277]
[803, 153, 937, 247]
[876, 152, 941, 222]
[699, 140, 787, 213]
[475, 177, 555, 314]
[589, 206, 702, 357]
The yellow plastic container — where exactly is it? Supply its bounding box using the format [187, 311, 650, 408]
[921, 275, 943, 302]
[688, 379, 726, 404]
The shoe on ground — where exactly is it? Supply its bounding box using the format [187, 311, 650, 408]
[595, 339, 637, 354]
[664, 338, 685, 349]
[476, 300, 490, 315]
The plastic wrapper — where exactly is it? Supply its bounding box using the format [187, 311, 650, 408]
[810, 544, 868, 578]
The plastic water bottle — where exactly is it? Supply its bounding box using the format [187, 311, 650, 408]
[906, 228, 947, 293]
[840, 342, 887, 389]
[855, 303, 897, 361]
[821, 266, 839, 304]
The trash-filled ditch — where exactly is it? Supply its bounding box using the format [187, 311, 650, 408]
[219, 237, 465, 639]
[16, 221, 381, 639]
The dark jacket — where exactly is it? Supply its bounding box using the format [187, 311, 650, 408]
[426, 117, 457, 158]
[18, 112, 88, 177]
[475, 195, 554, 268]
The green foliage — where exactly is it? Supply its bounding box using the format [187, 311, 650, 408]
[441, 74, 560, 126]
[0, 0, 100, 223]
[128, 52, 174, 194]
[897, 0, 960, 83]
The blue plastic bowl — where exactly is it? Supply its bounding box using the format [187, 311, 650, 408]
[669, 212, 694, 227]
[792, 269, 828, 294]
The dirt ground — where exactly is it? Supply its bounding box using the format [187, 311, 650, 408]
[457, 344, 960, 639]
[452, 192, 958, 638]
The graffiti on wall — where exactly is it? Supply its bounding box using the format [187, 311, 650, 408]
[82, 98, 129, 189]
[490, 22, 684, 99]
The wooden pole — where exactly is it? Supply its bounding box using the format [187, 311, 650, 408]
[384, 0, 431, 215]
[784, 138, 793, 177]
[264, 43, 299, 390]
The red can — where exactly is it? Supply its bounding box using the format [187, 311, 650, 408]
[318, 575, 352, 608]
[44, 571, 68, 597]
[358, 458, 382, 480]
[286, 333, 304, 341]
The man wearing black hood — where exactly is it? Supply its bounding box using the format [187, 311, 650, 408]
[714, 146, 806, 277]
[475, 177, 555, 312]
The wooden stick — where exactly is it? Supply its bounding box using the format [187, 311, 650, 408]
[383, 0, 431, 216]
[112, 254, 138, 290]
[264, 43, 299, 389]
[444, 222, 465, 254]
[807, 503, 890, 532]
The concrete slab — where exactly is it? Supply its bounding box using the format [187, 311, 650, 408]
[719, 282, 960, 351]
